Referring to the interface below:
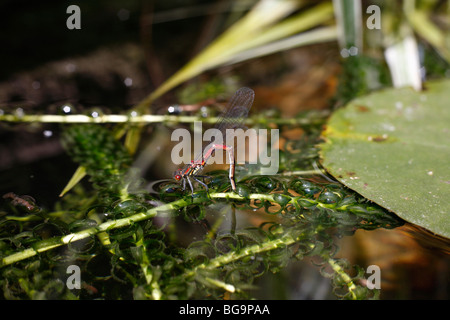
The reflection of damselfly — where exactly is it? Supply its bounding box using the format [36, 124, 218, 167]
[174, 87, 255, 194]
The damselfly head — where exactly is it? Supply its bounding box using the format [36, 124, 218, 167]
[173, 170, 183, 181]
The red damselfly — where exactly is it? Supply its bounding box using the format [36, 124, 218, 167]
[174, 87, 255, 193]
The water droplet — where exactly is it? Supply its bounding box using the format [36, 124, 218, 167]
[381, 123, 395, 131]
[65, 63, 76, 73]
[43, 130, 53, 137]
[200, 106, 209, 117]
[340, 46, 359, 58]
[87, 108, 104, 119]
[167, 105, 181, 115]
[130, 110, 138, 117]
[62, 104, 72, 114]
[340, 48, 350, 58]
[32, 81, 40, 90]
[117, 8, 130, 21]
[348, 46, 358, 56]
[15, 108, 24, 118]
[124, 77, 133, 87]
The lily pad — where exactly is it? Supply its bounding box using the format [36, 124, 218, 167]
[320, 79, 450, 239]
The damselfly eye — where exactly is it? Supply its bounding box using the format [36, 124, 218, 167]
[174, 174, 182, 181]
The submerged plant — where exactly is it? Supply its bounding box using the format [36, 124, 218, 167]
[5, 0, 445, 300]
[0, 110, 403, 299]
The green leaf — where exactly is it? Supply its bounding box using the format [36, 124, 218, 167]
[320, 79, 450, 238]
[332, 0, 363, 49]
[405, 6, 450, 63]
[135, 1, 334, 108]
[59, 165, 86, 197]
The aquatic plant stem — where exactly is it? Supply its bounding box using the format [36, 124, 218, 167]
[135, 236, 163, 300]
[0, 193, 279, 267]
[195, 246, 363, 299]
[0, 113, 213, 124]
[0, 193, 258, 267]
[0, 198, 186, 268]
[194, 232, 300, 272]
[0, 190, 378, 268]
[0, 113, 328, 126]
[325, 256, 358, 299]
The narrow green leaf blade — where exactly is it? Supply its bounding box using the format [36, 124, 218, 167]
[59, 165, 86, 197]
